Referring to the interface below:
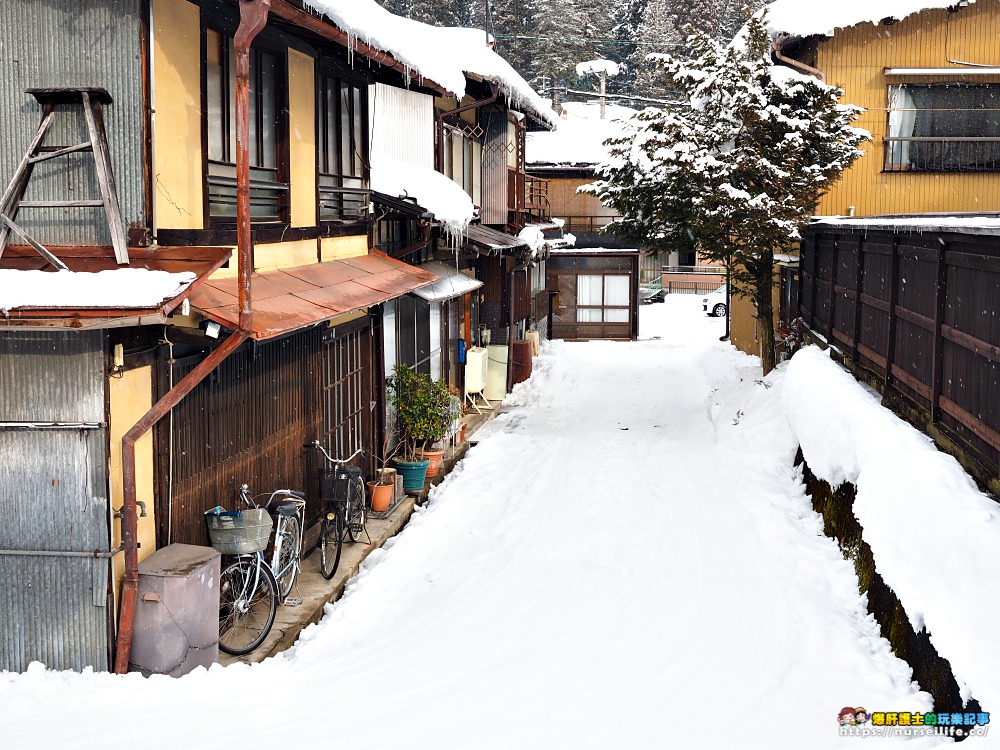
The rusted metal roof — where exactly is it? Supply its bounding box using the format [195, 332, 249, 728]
[0, 244, 230, 327]
[190, 253, 439, 340]
[463, 225, 530, 255]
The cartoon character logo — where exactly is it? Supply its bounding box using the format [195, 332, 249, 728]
[855, 708, 869, 725]
[839, 707, 857, 726]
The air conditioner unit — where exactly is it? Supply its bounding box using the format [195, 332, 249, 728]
[465, 347, 488, 394]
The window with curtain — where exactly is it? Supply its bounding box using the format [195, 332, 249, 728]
[576, 273, 630, 323]
[885, 83, 1000, 172]
[205, 29, 285, 224]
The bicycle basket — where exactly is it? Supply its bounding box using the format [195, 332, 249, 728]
[204, 508, 272, 555]
[320, 465, 363, 508]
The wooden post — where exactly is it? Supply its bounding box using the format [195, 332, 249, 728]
[852, 235, 865, 363]
[884, 237, 901, 391]
[930, 239, 949, 422]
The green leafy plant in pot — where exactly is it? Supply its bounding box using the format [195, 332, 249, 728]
[386, 364, 454, 493]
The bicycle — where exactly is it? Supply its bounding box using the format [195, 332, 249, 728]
[312, 442, 366, 580]
[206, 486, 305, 655]
[206, 505, 279, 656]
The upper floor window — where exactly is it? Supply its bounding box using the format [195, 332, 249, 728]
[205, 29, 287, 224]
[885, 83, 1000, 172]
[318, 72, 368, 222]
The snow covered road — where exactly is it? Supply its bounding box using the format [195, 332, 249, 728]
[1, 297, 948, 748]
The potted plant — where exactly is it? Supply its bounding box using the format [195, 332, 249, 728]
[386, 364, 454, 492]
[368, 426, 398, 513]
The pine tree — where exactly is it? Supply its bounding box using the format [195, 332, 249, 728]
[585, 12, 869, 374]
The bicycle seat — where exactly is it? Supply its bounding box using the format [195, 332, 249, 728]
[272, 501, 301, 517]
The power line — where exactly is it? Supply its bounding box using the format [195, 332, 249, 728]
[493, 33, 689, 48]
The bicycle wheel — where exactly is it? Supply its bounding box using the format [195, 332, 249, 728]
[345, 474, 367, 542]
[319, 509, 344, 580]
[218, 556, 278, 656]
[272, 515, 301, 602]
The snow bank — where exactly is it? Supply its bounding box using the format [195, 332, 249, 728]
[0, 268, 196, 313]
[783, 345, 1000, 712]
[763, 0, 975, 38]
[370, 155, 475, 238]
[303, 0, 557, 127]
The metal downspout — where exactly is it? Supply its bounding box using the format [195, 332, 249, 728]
[772, 37, 825, 82]
[113, 0, 267, 674]
[435, 84, 499, 172]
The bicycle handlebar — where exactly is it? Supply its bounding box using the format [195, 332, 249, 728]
[310, 440, 363, 467]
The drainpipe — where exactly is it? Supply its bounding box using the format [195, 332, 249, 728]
[113, 0, 267, 674]
[435, 84, 499, 172]
[772, 35, 825, 82]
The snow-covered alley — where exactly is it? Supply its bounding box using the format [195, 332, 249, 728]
[0, 296, 964, 748]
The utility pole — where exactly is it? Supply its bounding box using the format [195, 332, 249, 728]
[598, 70, 607, 119]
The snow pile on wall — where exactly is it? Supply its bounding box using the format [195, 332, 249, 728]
[763, 0, 976, 38]
[303, 0, 557, 127]
[782, 345, 1000, 712]
[370, 155, 475, 237]
[0, 268, 196, 313]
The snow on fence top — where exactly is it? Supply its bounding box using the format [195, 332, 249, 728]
[0, 268, 196, 313]
[302, 0, 557, 128]
[370, 155, 475, 238]
[576, 59, 621, 78]
[783, 346, 1000, 715]
[763, 0, 977, 38]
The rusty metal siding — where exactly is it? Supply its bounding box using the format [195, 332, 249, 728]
[369, 83, 434, 169]
[0, 331, 111, 672]
[0, 0, 146, 247]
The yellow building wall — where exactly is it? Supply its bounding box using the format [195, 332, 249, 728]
[816, 3, 1000, 216]
[321, 234, 369, 261]
[730, 268, 781, 360]
[152, 0, 203, 231]
[109, 366, 156, 607]
[254, 239, 318, 272]
[288, 49, 317, 228]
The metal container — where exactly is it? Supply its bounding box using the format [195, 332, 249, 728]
[205, 509, 272, 555]
[130, 544, 221, 677]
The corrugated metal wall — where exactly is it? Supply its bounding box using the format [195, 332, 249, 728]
[481, 105, 509, 226]
[0, 0, 146, 246]
[815, 3, 1000, 216]
[368, 83, 434, 169]
[0, 331, 111, 672]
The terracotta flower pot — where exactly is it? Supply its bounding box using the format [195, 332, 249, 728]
[368, 481, 393, 513]
[419, 448, 446, 478]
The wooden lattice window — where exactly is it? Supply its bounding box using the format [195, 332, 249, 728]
[321, 330, 364, 460]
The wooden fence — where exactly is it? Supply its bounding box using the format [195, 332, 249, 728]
[800, 226, 1000, 484]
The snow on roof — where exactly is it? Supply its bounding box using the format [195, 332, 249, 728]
[302, 0, 557, 128]
[762, 0, 974, 38]
[0, 268, 196, 313]
[526, 101, 636, 167]
[370, 155, 475, 238]
[576, 59, 621, 78]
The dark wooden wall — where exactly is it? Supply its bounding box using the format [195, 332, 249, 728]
[801, 227, 1000, 480]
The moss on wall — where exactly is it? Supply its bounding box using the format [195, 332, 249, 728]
[795, 449, 982, 719]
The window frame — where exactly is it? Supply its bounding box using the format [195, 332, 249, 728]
[884, 81, 1000, 173]
[316, 64, 370, 224]
[202, 23, 290, 227]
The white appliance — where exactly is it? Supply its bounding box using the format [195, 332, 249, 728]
[465, 347, 488, 394]
[484, 345, 509, 402]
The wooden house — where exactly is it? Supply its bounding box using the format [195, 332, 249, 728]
[732, 1, 1000, 360]
[0, 0, 544, 674]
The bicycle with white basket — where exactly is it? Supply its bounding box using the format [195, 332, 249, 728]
[205, 485, 305, 655]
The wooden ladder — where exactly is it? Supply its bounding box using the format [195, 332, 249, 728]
[0, 87, 129, 269]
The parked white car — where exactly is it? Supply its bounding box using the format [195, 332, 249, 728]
[702, 285, 727, 317]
